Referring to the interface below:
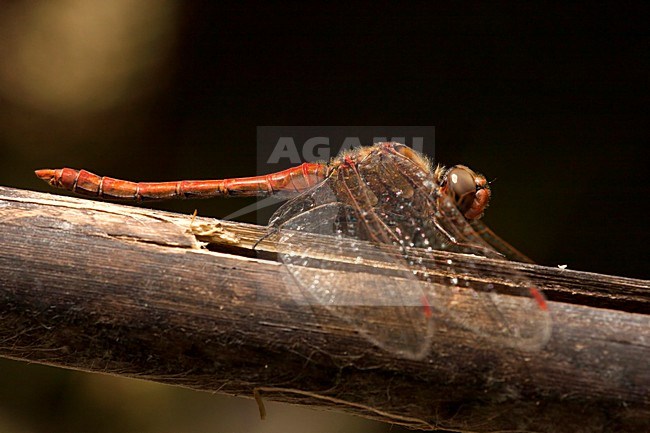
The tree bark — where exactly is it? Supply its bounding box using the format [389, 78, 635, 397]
[0, 185, 648, 432]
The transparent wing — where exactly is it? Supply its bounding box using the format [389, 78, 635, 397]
[386, 155, 552, 351]
[270, 145, 551, 359]
[272, 183, 435, 360]
[350, 145, 551, 351]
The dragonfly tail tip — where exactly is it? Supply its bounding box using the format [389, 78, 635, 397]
[35, 169, 61, 186]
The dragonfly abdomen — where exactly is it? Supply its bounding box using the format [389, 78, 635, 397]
[35, 163, 328, 201]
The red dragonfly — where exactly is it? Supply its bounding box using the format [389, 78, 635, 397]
[36, 142, 550, 359]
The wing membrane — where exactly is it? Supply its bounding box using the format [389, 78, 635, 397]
[271, 144, 551, 358]
[275, 197, 435, 360]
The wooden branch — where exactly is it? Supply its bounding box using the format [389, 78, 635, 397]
[0, 185, 648, 432]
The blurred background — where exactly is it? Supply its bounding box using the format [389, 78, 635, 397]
[0, 1, 647, 432]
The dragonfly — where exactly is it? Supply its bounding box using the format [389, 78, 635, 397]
[36, 142, 550, 359]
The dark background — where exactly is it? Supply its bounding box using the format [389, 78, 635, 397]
[0, 2, 647, 432]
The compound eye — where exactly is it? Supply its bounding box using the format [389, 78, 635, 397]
[445, 165, 478, 214]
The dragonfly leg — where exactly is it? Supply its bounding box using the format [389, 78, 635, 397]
[431, 215, 505, 259]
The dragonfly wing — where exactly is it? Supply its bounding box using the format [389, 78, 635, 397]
[364, 147, 551, 351]
[271, 143, 551, 359]
[416, 189, 552, 350]
[273, 186, 435, 360]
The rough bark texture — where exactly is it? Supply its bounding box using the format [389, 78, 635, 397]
[0, 186, 648, 432]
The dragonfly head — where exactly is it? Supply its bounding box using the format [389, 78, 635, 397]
[440, 165, 491, 220]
